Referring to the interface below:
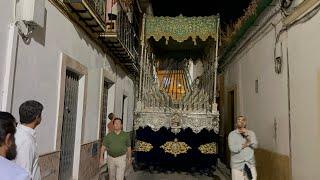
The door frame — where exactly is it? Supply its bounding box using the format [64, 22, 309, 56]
[222, 85, 237, 167]
[97, 69, 116, 139]
[56, 53, 88, 179]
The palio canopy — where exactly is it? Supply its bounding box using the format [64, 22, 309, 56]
[145, 14, 219, 44]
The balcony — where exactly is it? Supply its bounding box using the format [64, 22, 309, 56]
[63, 0, 140, 76]
[63, 0, 106, 33]
[99, 2, 140, 76]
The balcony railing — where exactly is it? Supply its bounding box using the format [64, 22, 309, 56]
[100, 3, 140, 74]
[116, 9, 139, 61]
[64, 0, 140, 74]
[86, 0, 106, 23]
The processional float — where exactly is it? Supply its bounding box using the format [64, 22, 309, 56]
[134, 14, 220, 176]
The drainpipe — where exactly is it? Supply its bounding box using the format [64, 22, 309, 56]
[1, 0, 20, 112]
[286, 43, 293, 178]
[2, 24, 19, 112]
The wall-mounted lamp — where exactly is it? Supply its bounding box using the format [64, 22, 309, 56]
[274, 42, 283, 74]
[274, 56, 282, 74]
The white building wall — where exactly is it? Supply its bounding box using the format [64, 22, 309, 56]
[239, 27, 290, 155]
[287, 9, 320, 179]
[223, 59, 242, 118]
[113, 66, 135, 132]
[83, 68, 102, 142]
[223, 14, 290, 157]
[8, 1, 134, 155]
[223, 3, 320, 178]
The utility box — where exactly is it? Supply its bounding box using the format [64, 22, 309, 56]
[16, 0, 45, 27]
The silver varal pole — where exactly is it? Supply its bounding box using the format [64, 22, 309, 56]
[213, 15, 220, 107]
[138, 14, 146, 102]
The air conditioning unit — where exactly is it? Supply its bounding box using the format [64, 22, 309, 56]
[16, 0, 45, 27]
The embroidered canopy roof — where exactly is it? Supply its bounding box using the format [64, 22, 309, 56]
[145, 15, 219, 44]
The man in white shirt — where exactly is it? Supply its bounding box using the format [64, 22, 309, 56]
[228, 116, 258, 180]
[0, 111, 30, 180]
[15, 100, 43, 180]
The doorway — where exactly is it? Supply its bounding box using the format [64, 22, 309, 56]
[100, 80, 112, 139]
[122, 95, 128, 131]
[59, 70, 79, 180]
[222, 89, 236, 167]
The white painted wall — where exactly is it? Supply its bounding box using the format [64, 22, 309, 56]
[222, 5, 320, 179]
[222, 15, 290, 157]
[240, 27, 290, 155]
[113, 66, 135, 132]
[223, 59, 241, 117]
[287, 10, 320, 179]
[83, 68, 102, 142]
[8, 1, 135, 156]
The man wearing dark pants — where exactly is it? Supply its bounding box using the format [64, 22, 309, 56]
[100, 118, 132, 180]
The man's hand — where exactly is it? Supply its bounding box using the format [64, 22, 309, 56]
[127, 157, 132, 165]
[239, 128, 248, 135]
[242, 139, 251, 149]
[100, 145, 106, 167]
[242, 143, 248, 149]
[238, 128, 246, 133]
[127, 146, 132, 165]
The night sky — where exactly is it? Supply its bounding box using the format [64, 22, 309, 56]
[150, 0, 252, 27]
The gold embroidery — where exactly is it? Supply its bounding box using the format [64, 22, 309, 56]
[198, 142, 217, 154]
[160, 138, 191, 157]
[145, 15, 218, 44]
[135, 140, 153, 152]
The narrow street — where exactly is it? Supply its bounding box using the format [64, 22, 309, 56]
[1, 0, 320, 179]
[96, 160, 231, 180]
[126, 171, 222, 180]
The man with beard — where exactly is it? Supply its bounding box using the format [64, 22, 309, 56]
[0, 111, 30, 179]
[15, 100, 43, 180]
[228, 116, 258, 180]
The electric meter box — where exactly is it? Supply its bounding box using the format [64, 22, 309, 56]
[16, 0, 45, 27]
